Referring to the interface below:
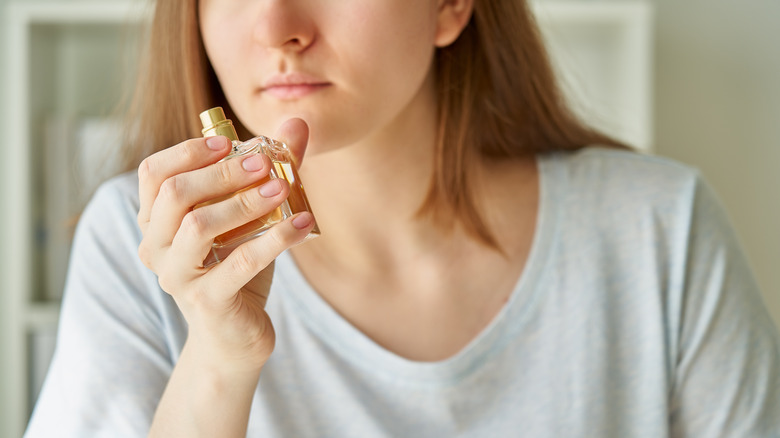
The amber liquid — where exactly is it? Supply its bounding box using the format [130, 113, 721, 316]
[196, 156, 319, 266]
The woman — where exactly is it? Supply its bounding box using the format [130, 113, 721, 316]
[26, 0, 780, 436]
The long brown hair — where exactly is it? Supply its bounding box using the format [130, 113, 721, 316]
[122, 0, 628, 248]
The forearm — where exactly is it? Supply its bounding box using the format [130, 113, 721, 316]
[148, 339, 262, 438]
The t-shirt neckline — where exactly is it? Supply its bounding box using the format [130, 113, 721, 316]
[274, 153, 564, 387]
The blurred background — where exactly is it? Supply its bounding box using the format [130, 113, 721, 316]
[1, 0, 778, 436]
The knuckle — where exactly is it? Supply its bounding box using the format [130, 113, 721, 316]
[265, 223, 292, 249]
[153, 259, 185, 297]
[230, 247, 257, 274]
[179, 140, 200, 162]
[214, 162, 236, 186]
[137, 156, 154, 182]
[235, 191, 260, 218]
[180, 210, 209, 238]
[154, 266, 191, 300]
[158, 176, 182, 202]
[137, 241, 153, 269]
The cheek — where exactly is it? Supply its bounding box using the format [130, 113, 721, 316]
[337, 6, 438, 89]
[199, 3, 253, 87]
[199, 0, 225, 54]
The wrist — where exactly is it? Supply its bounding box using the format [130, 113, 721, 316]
[181, 333, 267, 379]
[150, 335, 263, 438]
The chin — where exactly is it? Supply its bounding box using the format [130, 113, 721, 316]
[302, 133, 340, 158]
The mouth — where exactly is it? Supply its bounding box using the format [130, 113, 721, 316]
[261, 73, 331, 100]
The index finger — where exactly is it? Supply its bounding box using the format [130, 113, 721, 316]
[137, 136, 231, 231]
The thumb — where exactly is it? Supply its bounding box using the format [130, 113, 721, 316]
[274, 118, 309, 168]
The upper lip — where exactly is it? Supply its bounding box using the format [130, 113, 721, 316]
[261, 72, 330, 90]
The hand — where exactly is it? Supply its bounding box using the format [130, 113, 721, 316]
[136, 118, 315, 372]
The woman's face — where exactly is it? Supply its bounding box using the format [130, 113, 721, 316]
[199, 0, 463, 155]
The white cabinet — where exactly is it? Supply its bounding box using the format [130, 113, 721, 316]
[1, 2, 148, 436]
[533, 1, 654, 151]
[0, 1, 652, 436]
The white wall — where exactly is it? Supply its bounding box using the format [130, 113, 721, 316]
[1, 0, 13, 429]
[654, 0, 780, 325]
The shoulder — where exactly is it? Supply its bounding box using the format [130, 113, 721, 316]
[88, 171, 140, 214]
[72, 171, 142, 265]
[542, 147, 703, 217]
[553, 146, 700, 192]
[79, 172, 140, 231]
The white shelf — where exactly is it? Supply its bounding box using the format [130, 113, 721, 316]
[2, 3, 149, 437]
[9, 1, 151, 23]
[25, 303, 61, 331]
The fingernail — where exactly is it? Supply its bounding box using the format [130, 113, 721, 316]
[292, 212, 313, 229]
[258, 179, 282, 197]
[206, 136, 227, 150]
[242, 155, 265, 172]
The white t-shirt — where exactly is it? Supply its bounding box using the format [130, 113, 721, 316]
[25, 148, 780, 437]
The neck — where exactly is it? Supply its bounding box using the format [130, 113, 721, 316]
[291, 68, 451, 272]
[299, 114, 437, 262]
[291, 75, 538, 276]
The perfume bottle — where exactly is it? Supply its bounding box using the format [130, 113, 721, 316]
[196, 107, 319, 267]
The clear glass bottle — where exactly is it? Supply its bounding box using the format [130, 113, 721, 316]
[196, 107, 319, 267]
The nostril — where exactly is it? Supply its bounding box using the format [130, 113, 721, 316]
[285, 37, 305, 49]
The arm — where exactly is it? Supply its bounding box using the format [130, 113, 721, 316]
[25, 176, 176, 437]
[669, 176, 780, 437]
[26, 120, 314, 438]
[141, 120, 314, 437]
[148, 338, 263, 438]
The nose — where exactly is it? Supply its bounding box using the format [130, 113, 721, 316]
[252, 0, 315, 53]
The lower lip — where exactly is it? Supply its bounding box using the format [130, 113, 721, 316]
[263, 84, 330, 100]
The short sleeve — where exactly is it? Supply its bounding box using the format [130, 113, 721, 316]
[669, 175, 780, 437]
[25, 175, 185, 437]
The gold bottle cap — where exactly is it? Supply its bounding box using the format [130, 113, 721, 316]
[199, 107, 239, 141]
